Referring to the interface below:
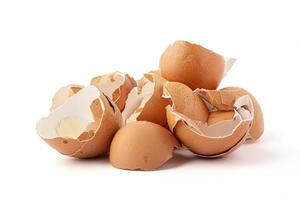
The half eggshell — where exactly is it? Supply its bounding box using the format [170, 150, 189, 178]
[91, 71, 136, 111]
[109, 121, 180, 171]
[164, 82, 253, 158]
[159, 40, 236, 90]
[198, 87, 264, 140]
[36, 86, 122, 158]
[122, 72, 171, 126]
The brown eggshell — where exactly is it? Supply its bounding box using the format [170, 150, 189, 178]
[51, 85, 83, 111]
[222, 87, 264, 141]
[173, 115, 250, 157]
[122, 73, 171, 126]
[91, 71, 136, 111]
[163, 81, 209, 122]
[36, 86, 122, 158]
[109, 121, 180, 170]
[159, 40, 235, 90]
[165, 82, 253, 157]
[198, 87, 264, 140]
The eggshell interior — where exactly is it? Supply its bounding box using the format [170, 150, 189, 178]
[37, 86, 101, 139]
[36, 86, 122, 158]
[197, 87, 264, 140]
[51, 85, 83, 111]
[91, 71, 136, 111]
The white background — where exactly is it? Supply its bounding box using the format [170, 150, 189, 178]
[0, 0, 299, 199]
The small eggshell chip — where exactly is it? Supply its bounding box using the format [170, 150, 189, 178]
[36, 86, 122, 158]
[165, 82, 253, 158]
[91, 71, 136, 111]
[122, 72, 171, 126]
[198, 87, 264, 140]
[159, 40, 235, 90]
[109, 121, 180, 171]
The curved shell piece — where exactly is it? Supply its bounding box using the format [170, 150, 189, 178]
[197, 87, 264, 140]
[91, 71, 136, 111]
[122, 73, 171, 126]
[36, 86, 122, 158]
[165, 82, 253, 158]
[110, 121, 180, 170]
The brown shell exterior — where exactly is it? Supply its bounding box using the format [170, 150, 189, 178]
[109, 121, 180, 170]
[136, 73, 172, 126]
[159, 40, 225, 90]
[164, 81, 209, 122]
[43, 94, 122, 158]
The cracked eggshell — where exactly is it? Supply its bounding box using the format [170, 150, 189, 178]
[198, 87, 264, 140]
[51, 84, 83, 111]
[165, 82, 253, 158]
[109, 121, 180, 171]
[159, 40, 236, 90]
[36, 86, 122, 158]
[122, 72, 171, 126]
[91, 71, 136, 111]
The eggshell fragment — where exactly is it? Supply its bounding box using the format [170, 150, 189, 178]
[198, 87, 264, 140]
[162, 81, 209, 122]
[122, 72, 171, 126]
[159, 40, 235, 90]
[165, 82, 253, 158]
[36, 86, 122, 158]
[51, 85, 83, 111]
[109, 121, 180, 171]
[91, 71, 136, 111]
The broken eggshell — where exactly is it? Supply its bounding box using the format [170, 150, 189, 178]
[164, 82, 253, 158]
[109, 121, 180, 171]
[36, 86, 122, 158]
[122, 72, 171, 126]
[91, 71, 136, 111]
[198, 87, 264, 140]
[51, 84, 83, 111]
[159, 40, 236, 90]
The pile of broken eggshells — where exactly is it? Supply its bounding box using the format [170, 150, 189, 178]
[36, 40, 264, 171]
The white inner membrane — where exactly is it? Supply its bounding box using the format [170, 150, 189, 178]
[122, 81, 155, 123]
[36, 86, 101, 139]
[223, 57, 236, 78]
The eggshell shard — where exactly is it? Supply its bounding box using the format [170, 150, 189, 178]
[51, 85, 83, 111]
[91, 71, 136, 111]
[165, 82, 253, 158]
[197, 87, 264, 140]
[159, 40, 235, 90]
[163, 81, 209, 122]
[122, 72, 171, 126]
[36, 86, 122, 158]
[109, 121, 180, 171]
